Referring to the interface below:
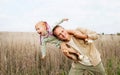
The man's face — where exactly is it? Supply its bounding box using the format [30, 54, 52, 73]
[35, 22, 47, 36]
[54, 27, 70, 41]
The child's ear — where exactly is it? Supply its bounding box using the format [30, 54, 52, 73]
[44, 21, 48, 30]
[44, 21, 46, 24]
[43, 21, 47, 25]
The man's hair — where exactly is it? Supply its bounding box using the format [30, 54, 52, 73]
[52, 25, 62, 37]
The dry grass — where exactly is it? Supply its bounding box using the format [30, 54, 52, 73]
[0, 32, 120, 75]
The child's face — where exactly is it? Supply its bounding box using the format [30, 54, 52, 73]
[35, 22, 47, 36]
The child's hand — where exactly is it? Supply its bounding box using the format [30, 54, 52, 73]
[62, 18, 69, 21]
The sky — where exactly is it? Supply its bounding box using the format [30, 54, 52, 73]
[0, 0, 120, 34]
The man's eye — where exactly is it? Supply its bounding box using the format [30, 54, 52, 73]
[58, 33, 61, 37]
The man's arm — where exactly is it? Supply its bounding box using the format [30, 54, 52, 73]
[60, 42, 78, 61]
[62, 51, 78, 61]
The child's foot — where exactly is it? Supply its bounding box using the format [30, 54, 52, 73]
[85, 39, 93, 43]
[78, 55, 84, 61]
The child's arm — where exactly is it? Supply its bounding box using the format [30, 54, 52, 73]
[56, 18, 68, 25]
[67, 30, 88, 40]
[41, 39, 47, 59]
[67, 30, 93, 43]
[40, 37, 55, 59]
[76, 27, 98, 40]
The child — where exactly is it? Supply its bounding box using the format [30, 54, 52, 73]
[35, 18, 68, 59]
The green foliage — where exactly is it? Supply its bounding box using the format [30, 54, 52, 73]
[102, 33, 104, 35]
[108, 59, 113, 68]
[0, 32, 120, 75]
[117, 67, 120, 75]
[117, 33, 120, 36]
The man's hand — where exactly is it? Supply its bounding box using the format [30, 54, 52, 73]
[60, 42, 78, 61]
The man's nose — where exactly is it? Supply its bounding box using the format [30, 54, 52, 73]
[61, 33, 65, 38]
[61, 32, 65, 35]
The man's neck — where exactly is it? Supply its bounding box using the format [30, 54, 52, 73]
[66, 35, 72, 42]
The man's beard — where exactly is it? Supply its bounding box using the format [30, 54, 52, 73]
[61, 38, 70, 42]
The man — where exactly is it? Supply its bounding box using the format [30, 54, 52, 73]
[52, 25, 106, 75]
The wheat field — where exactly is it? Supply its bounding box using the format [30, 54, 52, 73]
[0, 32, 120, 75]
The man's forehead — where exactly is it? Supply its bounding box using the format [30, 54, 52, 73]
[55, 27, 64, 34]
[56, 26, 64, 30]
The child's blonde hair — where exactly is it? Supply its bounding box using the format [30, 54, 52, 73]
[35, 21, 48, 30]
